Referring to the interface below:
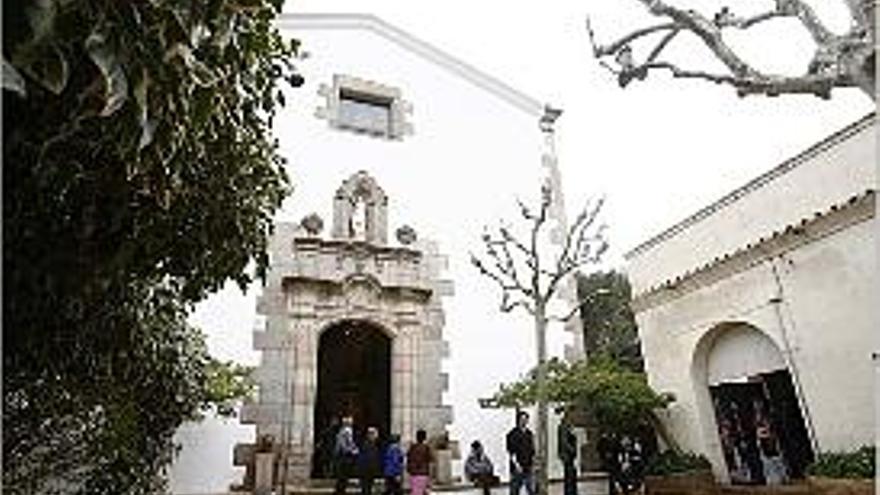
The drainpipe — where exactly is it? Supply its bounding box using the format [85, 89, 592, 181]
[766, 254, 820, 455]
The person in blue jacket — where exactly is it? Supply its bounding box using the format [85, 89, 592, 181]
[382, 433, 405, 495]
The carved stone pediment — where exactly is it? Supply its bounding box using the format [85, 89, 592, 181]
[342, 274, 382, 309]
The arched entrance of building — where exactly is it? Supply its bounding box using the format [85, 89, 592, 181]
[312, 319, 391, 478]
[695, 323, 813, 485]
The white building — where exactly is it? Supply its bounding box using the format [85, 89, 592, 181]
[171, 13, 581, 494]
[625, 114, 876, 484]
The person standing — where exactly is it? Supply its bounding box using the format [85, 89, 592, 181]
[315, 416, 341, 478]
[406, 429, 434, 495]
[618, 436, 644, 494]
[556, 410, 578, 495]
[506, 411, 535, 495]
[464, 440, 496, 495]
[597, 432, 621, 495]
[334, 416, 360, 495]
[383, 434, 405, 495]
[359, 427, 382, 495]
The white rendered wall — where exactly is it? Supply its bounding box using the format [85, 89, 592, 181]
[628, 118, 877, 479]
[171, 25, 573, 494]
[635, 214, 876, 479]
[773, 216, 876, 451]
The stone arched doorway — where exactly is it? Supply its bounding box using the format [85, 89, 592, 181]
[237, 171, 454, 486]
[312, 319, 392, 478]
[692, 323, 813, 485]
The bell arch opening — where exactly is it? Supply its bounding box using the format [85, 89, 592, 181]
[311, 319, 392, 478]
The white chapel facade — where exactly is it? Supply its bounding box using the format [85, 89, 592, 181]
[171, 13, 579, 494]
[625, 114, 876, 484]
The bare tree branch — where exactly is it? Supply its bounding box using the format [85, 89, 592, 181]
[472, 186, 609, 495]
[472, 186, 608, 319]
[589, 0, 876, 99]
[545, 197, 607, 301]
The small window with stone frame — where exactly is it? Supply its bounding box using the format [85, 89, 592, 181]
[337, 89, 393, 137]
[317, 75, 412, 140]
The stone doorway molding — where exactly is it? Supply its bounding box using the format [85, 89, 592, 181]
[234, 171, 454, 486]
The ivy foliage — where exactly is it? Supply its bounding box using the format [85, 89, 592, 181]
[491, 356, 674, 435]
[3, 0, 299, 492]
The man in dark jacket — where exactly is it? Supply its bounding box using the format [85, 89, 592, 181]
[597, 432, 621, 495]
[556, 410, 578, 495]
[506, 411, 535, 495]
[358, 427, 382, 495]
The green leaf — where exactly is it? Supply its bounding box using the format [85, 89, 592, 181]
[133, 69, 155, 150]
[3, 56, 27, 97]
[15, 43, 68, 95]
[191, 59, 218, 87]
[85, 30, 128, 116]
[26, 0, 57, 43]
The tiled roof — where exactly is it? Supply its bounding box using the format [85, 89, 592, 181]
[634, 188, 876, 299]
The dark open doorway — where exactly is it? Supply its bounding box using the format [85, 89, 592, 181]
[710, 369, 813, 485]
[312, 320, 391, 478]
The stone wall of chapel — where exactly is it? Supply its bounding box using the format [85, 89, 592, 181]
[243, 216, 453, 463]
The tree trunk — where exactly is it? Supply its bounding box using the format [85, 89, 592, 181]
[534, 307, 550, 495]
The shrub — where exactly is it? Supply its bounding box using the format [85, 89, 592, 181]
[645, 450, 712, 476]
[491, 356, 674, 436]
[806, 446, 875, 479]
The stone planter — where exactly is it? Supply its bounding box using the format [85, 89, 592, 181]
[644, 470, 718, 495]
[806, 476, 875, 495]
[718, 483, 811, 494]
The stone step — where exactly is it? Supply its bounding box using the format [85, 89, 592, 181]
[277, 473, 610, 495]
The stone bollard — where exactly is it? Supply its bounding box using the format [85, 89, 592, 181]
[254, 452, 276, 495]
[434, 449, 453, 485]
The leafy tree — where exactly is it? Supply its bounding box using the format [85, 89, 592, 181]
[588, 0, 875, 100]
[3, 0, 300, 492]
[490, 356, 674, 438]
[203, 359, 257, 418]
[576, 270, 642, 371]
